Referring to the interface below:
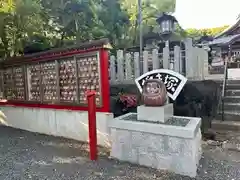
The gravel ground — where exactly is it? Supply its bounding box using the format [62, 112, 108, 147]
[0, 126, 239, 180]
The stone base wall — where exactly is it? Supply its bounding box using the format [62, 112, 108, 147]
[110, 127, 202, 177]
[0, 106, 113, 147]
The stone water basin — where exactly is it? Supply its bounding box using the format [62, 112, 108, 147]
[108, 113, 202, 177]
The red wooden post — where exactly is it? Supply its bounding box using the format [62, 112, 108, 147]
[99, 49, 110, 112]
[86, 90, 97, 160]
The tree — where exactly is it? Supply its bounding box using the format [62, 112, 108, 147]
[0, 0, 177, 58]
[0, 0, 44, 58]
[185, 25, 229, 39]
[121, 0, 176, 46]
[94, 0, 129, 48]
[40, 0, 130, 48]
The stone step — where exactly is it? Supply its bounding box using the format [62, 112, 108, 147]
[220, 82, 240, 86]
[225, 84, 240, 90]
[217, 111, 240, 121]
[227, 80, 240, 84]
[224, 96, 240, 103]
[209, 68, 224, 74]
[219, 103, 240, 111]
[216, 80, 240, 85]
[211, 120, 240, 131]
[226, 90, 240, 96]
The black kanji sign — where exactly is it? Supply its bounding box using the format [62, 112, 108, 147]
[135, 69, 187, 100]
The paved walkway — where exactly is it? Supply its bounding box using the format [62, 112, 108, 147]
[0, 126, 239, 180]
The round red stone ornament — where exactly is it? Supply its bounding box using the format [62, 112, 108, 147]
[142, 79, 167, 106]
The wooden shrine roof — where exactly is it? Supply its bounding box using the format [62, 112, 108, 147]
[215, 18, 240, 38]
[1, 38, 111, 65]
[208, 34, 240, 46]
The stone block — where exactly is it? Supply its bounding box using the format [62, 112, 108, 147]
[170, 156, 198, 177]
[111, 139, 123, 159]
[138, 151, 156, 168]
[167, 136, 184, 155]
[137, 104, 173, 123]
[110, 128, 132, 160]
[109, 113, 202, 178]
[121, 144, 138, 164]
[155, 154, 172, 170]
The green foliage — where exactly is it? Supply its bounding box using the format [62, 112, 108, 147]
[0, 0, 44, 57]
[0, 0, 178, 58]
[185, 25, 229, 39]
[0, 0, 15, 13]
[121, 0, 175, 46]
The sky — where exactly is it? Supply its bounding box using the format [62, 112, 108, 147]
[174, 0, 240, 29]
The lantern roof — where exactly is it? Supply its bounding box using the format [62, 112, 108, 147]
[156, 13, 178, 25]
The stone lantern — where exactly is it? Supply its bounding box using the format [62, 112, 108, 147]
[156, 13, 179, 69]
[156, 13, 178, 36]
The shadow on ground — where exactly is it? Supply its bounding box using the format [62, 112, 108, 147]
[0, 126, 239, 180]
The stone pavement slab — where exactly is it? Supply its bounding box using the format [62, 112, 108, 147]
[0, 126, 239, 180]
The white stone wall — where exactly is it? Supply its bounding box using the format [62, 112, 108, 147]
[110, 127, 202, 178]
[0, 106, 113, 147]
